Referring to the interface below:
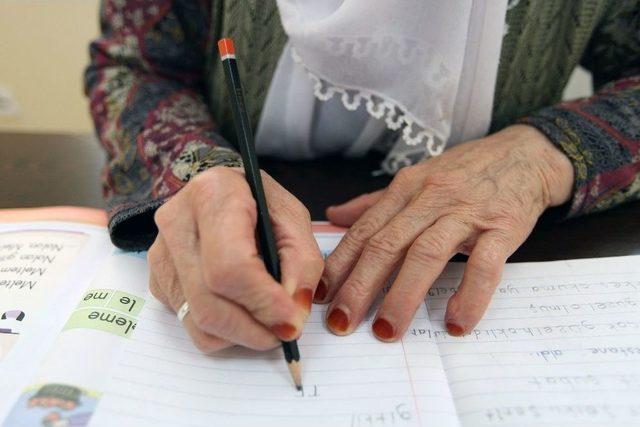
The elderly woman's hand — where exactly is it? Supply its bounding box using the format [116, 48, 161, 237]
[148, 167, 323, 352]
[319, 125, 574, 340]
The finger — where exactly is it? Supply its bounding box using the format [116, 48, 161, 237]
[326, 190, 384, 227]
[444, 230, 521, 336]
[320, 167, 423, 303]
[185, 281, 280, 351]
[189, 168, 306, 341]
[147, 234, 186, 311]
[154, 198, 282, 350]
[150, 270, 232, 353]
[371, 217, 472, 341]
[147, 238, 232, 353]
[325, 195, 446, 335]
[262, 173, 324, 314]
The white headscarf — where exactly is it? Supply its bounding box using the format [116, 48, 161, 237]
[257, 0, 508, 173]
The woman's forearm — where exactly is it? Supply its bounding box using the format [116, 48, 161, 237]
[84, 0, 241, 250]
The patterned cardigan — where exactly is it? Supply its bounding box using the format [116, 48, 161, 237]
[85, 0, 640, 251]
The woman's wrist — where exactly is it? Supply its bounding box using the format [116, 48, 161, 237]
[503, 124, 575, 209]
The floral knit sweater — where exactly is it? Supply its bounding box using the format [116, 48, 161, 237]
[85, 0, 640, 251]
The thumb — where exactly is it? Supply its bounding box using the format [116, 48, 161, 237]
[326, 190, 384, 227]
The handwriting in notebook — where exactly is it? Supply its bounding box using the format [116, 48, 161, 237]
[90, 297, 460, 427]
[427, 258, 640, 426]
[87, 233, 640, 427]
[89, 233, 458, 426]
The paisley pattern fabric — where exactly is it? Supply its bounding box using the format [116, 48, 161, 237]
[522, 76, 640, 217]
[85, 0, 243, 248]
[84, 0, 640, 250]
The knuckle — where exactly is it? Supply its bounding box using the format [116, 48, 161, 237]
[192, 332, 226, 354]
[387, 180, 408, 200]
[492, 230, 516, 248]
[214, 311, 239, 337]
[425, 171, 462, 187]
[191, 306, 220, 333]
[486, 206, 523, 229]
[366, 232, 402, 260]
[250, 288, 282, 318]
[469, 253, 503, 282]
[477, 245, 502, 265]
[322, 253, 346, 283]
[153, 204, 173, 230]
[223, 194, 257, 220]
[346, 218, 378, 246]
[280, 197, 310, 222]
[227, 190, 256, 210]
[148, 278, 166, 303]
[344, 276, 372, 301]
[191, 191, 221, 221]
[392, 166, 414, 187]
[410, 232, 450, 264]
[189, 169, 221, 194]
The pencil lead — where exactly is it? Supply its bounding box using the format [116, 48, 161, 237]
[288, 360, 303, 391]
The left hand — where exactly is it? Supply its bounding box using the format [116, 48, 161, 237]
[318, 125, 574, 340]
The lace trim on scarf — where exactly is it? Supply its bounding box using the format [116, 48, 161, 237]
[290, 49, 447, 159]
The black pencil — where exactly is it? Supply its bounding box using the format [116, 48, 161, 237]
[217, 38, 302, 391]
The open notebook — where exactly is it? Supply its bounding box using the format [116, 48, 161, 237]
[1, 216, 640, 427]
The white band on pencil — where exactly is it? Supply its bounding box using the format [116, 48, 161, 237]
[177, 301, 190, 323]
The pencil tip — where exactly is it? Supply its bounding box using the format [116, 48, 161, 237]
[287, 360, 303, 391]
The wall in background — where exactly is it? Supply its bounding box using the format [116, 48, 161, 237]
[0, 0, 100, 134]
[0, 1, 593, 135]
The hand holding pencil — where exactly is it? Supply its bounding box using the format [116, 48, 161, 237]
[147, 39, 323, 389]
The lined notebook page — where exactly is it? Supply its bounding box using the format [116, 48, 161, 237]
[427, 256, 640, 426]
[90, 233, 459, 427]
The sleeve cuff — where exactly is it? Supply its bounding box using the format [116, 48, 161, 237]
[107, 146, 244, 251]
[108, 198, 167, 251]
[519, 107, 629, 218]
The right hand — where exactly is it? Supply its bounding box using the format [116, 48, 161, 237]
[148, 167, 323, 353]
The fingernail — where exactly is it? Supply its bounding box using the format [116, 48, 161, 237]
[293, 288, 313, 312]
[372, 317, 395, 341]
[271, 323, 299, 341]
[446, 321, 465, 337]
[327, 307, 350, 334]
[314, 278, 328, 302]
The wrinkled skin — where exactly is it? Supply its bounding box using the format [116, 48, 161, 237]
[149, 168, 323, 352]
[320, 124, 574, 339]
[149, 124, 574, 350]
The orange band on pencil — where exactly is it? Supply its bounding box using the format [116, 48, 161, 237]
[218, 38, 236, 60]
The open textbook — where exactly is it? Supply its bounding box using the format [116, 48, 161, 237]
[1, 218, 640, 427]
